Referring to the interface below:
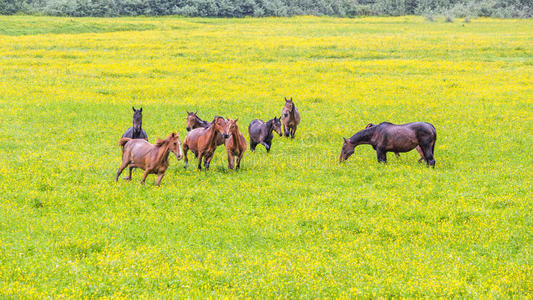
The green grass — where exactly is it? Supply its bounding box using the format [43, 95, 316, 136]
[0, 15, 531, 297]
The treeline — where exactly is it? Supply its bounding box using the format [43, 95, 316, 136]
[1, 0, 531, 18]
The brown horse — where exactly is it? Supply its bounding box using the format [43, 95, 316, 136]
[116, 132, 183, 185]
[340, 122, 436, 167]
[281, 97, 301, 139]
[225, 118, 247, 170]
[182, 116, 229, 170]
[186, 111, 224, 146]
[186, 111, 210, 132]
[365, 123, 425, 162]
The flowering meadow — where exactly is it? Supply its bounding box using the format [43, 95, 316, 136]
[0, 16, 531, 297]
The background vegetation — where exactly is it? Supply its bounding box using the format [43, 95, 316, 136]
[1, 0, 532, 18]
[0, 16, 531, 297]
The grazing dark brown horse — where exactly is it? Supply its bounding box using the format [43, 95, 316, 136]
[340, 122, 437, 167]
[116, 133, 183, 185]
[365, 123, 425, 162]
[122, 106, 148, 140]
[182, 116, 229, 170]
[186, 111, 224, 146]
[281, 97, 301, 139]
[225, 118, 247, 170]
[248, 117, 282, 152]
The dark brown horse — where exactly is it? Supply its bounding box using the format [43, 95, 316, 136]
[122, 106, 148, 140]
[116, 132, 183, 185]
[182, 116, 229, 170]
[248, 117, 282, 152]
[186, 111, 224, 146]
[281, 97, 301, 139]
[365, 123, 425, 162]
[225, 118, 247, 170]
[186, 111, 210, 132]
[340, 122, 436, 167]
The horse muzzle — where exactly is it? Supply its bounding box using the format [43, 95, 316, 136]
[186, 127, 191, 132]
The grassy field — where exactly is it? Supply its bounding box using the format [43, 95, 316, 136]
[0, 15, 531, 297]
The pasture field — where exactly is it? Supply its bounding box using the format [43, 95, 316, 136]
[0, 15, 532, 297]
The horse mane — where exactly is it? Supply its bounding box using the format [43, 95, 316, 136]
[349, 126, 376, 144]
[154, 134, 176, 165]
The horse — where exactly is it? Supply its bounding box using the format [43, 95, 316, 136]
[248, 117, 282, 152]
[122, 106, 148, 140]
[186, 111, 210, 132]
[186, 111, 224, 146]
[281, 97, 301, 139]
[339, 122, 436, 167]
[182, 116, 229, 170]
[116, 132, 183, 186]
[225, 118, 247, 170]
[365, 123, 425, 162]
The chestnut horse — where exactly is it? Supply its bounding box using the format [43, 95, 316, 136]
[248, 117, 282, 152]
[340, 122, 436, 167]
[116, 132, 183, 185]
[186, 111, 224, 146]
[281, 97, 301, 139]
[182, 116, 229, 170]
[122, 106, 148, 140]
[225, 118, 247, 170]
[365, 123, 425, 162]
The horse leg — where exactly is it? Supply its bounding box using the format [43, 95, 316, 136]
[197, 153, 203, 170]
[115, 160, 129, 182]
[183, 144, 189, 169]
[290, 125, 297, 139]
[250, 141, 257, 152]
[376, 148, 387, 164]
[416, 145, 425, 163]
[124, 166, 134, 180]
[155, 172, 165, 186]
[421, 144, 436, 168]
[236, 153, 243, 169]
[227, 150, 234, 170]
[260, 141, 270, 152]
[205, 153, 214, 170]
[140, 170, 150, 184]
[283, 124, 289, 137]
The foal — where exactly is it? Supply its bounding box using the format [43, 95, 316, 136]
[116, 132, 183, 185]
[248, 117, 282, 152]
[122, 106, 148, 140]
[182, 116, 229, 170]
[225, 119, 247, 170]
[281, 97, 301, 139]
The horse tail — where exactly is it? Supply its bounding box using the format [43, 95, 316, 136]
[119, 138, 131, 148]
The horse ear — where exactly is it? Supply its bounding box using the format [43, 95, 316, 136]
[289, 97, 293, 101]
[234, 118, 238, 122]
[132, 106, 136, 112]
[171, 132, 176, 137]
[343, 137, 348, 143]
[186, 111, 190, 114]
[140, 107, 142, 112]
[194, 111, 197, 115]
[285, 97, 288, 102]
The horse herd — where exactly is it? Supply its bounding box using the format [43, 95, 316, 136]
[116, 98, 437, 185]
